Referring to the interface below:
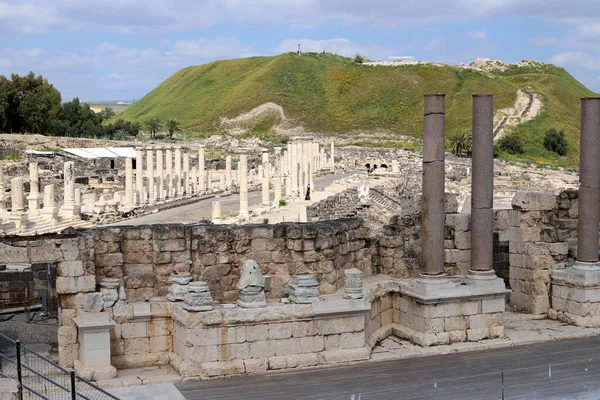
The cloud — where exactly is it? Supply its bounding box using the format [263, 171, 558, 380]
[424, 38, 441, 50]
[466, 30, 487, 39]
[550, 51, 600, 70]
[276, 38, 411, 61]
[107, 73, 122, 79]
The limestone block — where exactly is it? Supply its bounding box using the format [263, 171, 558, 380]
[466, 328, 489, 342]
[56, 277, 77, 294]
[57, 261, 84, 277]
[511, 191, 556, 211]
[159, 239, 186, 252]
[449, 331, 467, 343]
[317, 316, 365, 335]
[74, 360, 117, 382]
[286, 353, 319, 368]
[489, 325, 505, 338]
[148, 319, 173, 337]
[292, 321, 317, 337]
[274, 338, 301, 356]
[268, 356, 288, 370]
[244, 358, 268, 374]
[60, 293, 86, 309]
[444, 316, 469, 331]
[77, 276, 96, 293]
[317, 348, 370, 365]
[299, 335, 325, 353]
[83, 292, 104, 312]
[201, 360, 245, 377]
[250, 340, 277, 358]
[60, 240, 81, 261]
[124, 338, 150, 355]
[0, 243, 28, 264]
[0, 378, 20, 400]
[218, 343, 251, 361]
[190, 345, 219, 363]
[340, 332, 365, 349]
[150, 336, 172, 353]
[112, 305, 133, 323]
[58, 344, 74, 368]
[58, 326, 77, 346]
[444, 249, 471, 264]
[481, 298, 506, 313]
[453, 231, 471, 250]
[469, 314, 492, 329]
[246, 325, 268, 342]
[267, 323, 292, 340]
[95, 253, 123, 268]
[111, 353, 169, 369]
[510, 292, 549, 315]
[60, 309, 77, 327]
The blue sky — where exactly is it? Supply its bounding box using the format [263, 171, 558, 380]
[0, 0, 599, 101]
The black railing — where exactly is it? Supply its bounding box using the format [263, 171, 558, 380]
[0, 332, 119, 399]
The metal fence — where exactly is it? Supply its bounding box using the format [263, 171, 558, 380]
[0, 332, 119, 400]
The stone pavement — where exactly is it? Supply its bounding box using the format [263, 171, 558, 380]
[98, 312, 600, 399]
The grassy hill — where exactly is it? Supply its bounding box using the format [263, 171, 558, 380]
[118, 52, 597, 166]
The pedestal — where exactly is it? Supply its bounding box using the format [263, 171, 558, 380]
[183, 281, 214, 311]
[289, 275, 319, 303]
[343, 268, 364, 299]
[550, 262, 600, 327]
[396, 276, 509, 346]
[167, 272, 193, 301]
[74, 311, 117, 381]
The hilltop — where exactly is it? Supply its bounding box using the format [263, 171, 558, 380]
[118, 53, 597, 166]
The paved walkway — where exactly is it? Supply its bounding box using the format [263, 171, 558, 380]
[107, 171, 353, 226]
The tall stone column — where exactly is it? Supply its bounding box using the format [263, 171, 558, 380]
[41, 184, 58, 222]
[468, 95, 497, 280]
[11, 177, 24, 212]
[174, 146, 182, 197]
[291, 140, 299, 197]
[146, 148, 155, 204]
[576, 97, 600, 266]
[191, 167, 198, 194]
[125, 157, 134, 207]
[225, 155, 232, 189]
[165, 146, 173, 198]
[286, 143, 292, 176]
[302, 141, 309, 194]
[420, 94, 446, 279]
[308, 139, 314, 189]
[61, 161, 80, 219]
[330, 141, 335, 169]
[135, 147, 144, 205]
[320, 147, 325, 171]
[239, 155, 249, 218]
[274, 147, 282, 204]
[156, 147, 164, 201]
[183, 152, 190, 195]
[27, 162, 42, 215]
[198, 145, 205, 192]
[261, 149, 270, 206]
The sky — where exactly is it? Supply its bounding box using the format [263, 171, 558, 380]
[0, 0, 599, 101]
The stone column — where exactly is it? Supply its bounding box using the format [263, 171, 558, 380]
[135, 147, 144, 205]
[212, 201, 221, 224]
[166, 146, 173, 198]
[11, 177, 24, 212]
[420, 94, 446, 278]
[198, 145, 205, 192]
[308, 140, 314, 189]
[274, 147, 282, 204]
[302, 141, 309, 195]
[174, 146, 182, 197]
[225, 155, 232, 189]
[125, 157, 134, 207]
[330, 140, 335, 169]
[146, 148, 155, 204]
[239, 155, 249, 218]
[291, 140, 299, 197]
[468, 94, 497, 280]
[156, 147, 164, 201]
[576, 97, 600, 266]
[286, 143, 292, 176]
[27, 162, 42, 214]
[183, 152, 190, 195]
[61, 161, 80, 219]
[261, 149, 270, 206]
[320, 147, 325, 171]
[0, 168, 6, 212]
[191, 167, 198, 195]
[41, 184, 58, 222]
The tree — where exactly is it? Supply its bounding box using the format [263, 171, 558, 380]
[543, 128, 568, 156]
[100, 107, 115, 119]
[166, 117, 181, 139]
[447, 131, 472, 157]
[497, 133, 524, 154]
[354, 53, 364, 64]
[145, 118, 161, 139]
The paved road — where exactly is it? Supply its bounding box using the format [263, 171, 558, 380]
[176, 336, 600, 400]
[107, 172, 353, 226]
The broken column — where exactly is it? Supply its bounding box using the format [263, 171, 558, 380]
[156, 146, 164, 201]
[27, 162, 42, 215]
[191, 167, 198, 195]
[274, 147, 282, 204]
[330, 141, 335, 169]
[184, 281, 214, 312]
[239, 154, 249, 218]
[167, 272, 193, 301]
[291, 140, 299, 197]
[166, 146, 173, 198]
[9, 177, 27, 229]
[61, 161, 80, 220]
[125, 157, 134, 207]
[225, 155, 232, 189]
[468, 94, 500, 282]
[343, 268, 364, 299]
[41, 184, 58, 222]
[183, 151, 190, 195]
[211, 201, 221, 224]
[135, 147, 144, 205]
[261, 148, 270, 206]
[100, 278, 120, 309]
[551, 97, 600, 327]
[174, 146, 182, 197]
[146, 148, 155, 204]
[0, 168, 6, 212]
[420, 94, 446, 280]
[198, 145, 205, 192]
[290, 275, 320, 303]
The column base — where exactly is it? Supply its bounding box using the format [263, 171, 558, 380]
[396, 276, 510, 346]
[550, 262, 600, 327]
[7, 213, 27, 230]
[60, 203, 81, 220]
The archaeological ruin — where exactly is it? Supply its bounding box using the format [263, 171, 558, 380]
[0, 95, 599, 386]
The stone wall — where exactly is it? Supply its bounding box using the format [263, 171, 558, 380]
[92, 219, 375, 303]
[306, 188, 364, 222]
[0, 263, 56, 311]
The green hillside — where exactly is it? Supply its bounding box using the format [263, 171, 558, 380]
[119, 52, 596, 166]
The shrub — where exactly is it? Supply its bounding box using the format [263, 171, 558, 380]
[353, 53, 364, 64]
[278, 199, 287, 207]
[497, 134, 524, 154]
[543, 128, 568, 156]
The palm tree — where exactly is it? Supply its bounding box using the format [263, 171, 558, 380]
[447, 131, 472, 157]
[166, 117, 182, 139]
[145, 118, 161, 139]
